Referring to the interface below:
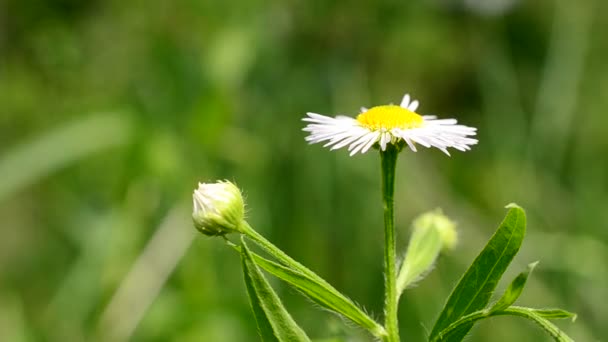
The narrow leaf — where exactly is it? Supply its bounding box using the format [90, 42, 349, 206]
[238, 224, 386, 338]
[432, 306, 575, 342]
[240, 238, 310, 342]
[499, 307, 575, 342]
[531, 308, 577, 322]
[429, 204, 526, 341]
[250, 252, 386, 338]
[490, 261, 538, 313]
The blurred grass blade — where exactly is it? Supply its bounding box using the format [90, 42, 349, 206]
[240, 237, 310, 342]
[429, 204, 526, 341]
[490, 261, 538, 313]
[0, 113, 132, 201]
[432, 306, 575, 342]
[249, 249, 385, 338]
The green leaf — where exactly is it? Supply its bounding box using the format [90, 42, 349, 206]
[490, 261, 538, 313]
[429, 204, 526, 341]
[432, 306, 575, 342]
[249, 250, 386, 338]
[501, 307, 575, 342]
[240, 237, 311, 342]
[531, 308, 577, 322]
[238, 223, 385, 338]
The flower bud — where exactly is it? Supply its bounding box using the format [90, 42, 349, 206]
[397, 209, 458, 293]
[412, 209, 458, 251]
[192, 180, 245, 236]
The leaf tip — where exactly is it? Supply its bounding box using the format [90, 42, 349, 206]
[505, 203, 521, 209]
[528, 261, 540, 270]
[504, 203, 527, 224]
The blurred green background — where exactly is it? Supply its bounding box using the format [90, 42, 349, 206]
[1, 0, 606, 341]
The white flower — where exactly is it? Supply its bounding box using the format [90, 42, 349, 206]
[192, 180, 245, 236]
[302, 93, 478, 156]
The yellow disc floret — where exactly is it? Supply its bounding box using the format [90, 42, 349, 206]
[356, 105, 424, 130]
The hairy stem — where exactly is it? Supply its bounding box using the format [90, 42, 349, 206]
[380, 145, 400, 342]
[240, 221, 387, 338]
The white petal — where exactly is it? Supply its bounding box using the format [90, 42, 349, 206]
[403, 137, 417, 152]
[330, 131, 369, 150]
[407, 133, 432, 148]
[349, 132, 379, 156]
[408, 100, 419, 112]
[348, 131, 376, 151]
[321, 131, 359, 147]
[400, 94, 410, 108]
[426, 118, 457, 125]
[360, 132, 381, 153]
[379, 132, 391, 151]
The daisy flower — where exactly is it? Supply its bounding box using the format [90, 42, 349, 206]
[302, 93, 478, 156]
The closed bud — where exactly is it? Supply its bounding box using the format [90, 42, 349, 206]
[397, 209, 458, 294]
[413, 209, 458, 251]
[192, 180, 245, 236]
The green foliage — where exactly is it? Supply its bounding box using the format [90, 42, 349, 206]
[432, 306, 576, 342]
[490, 261, 538, 313]
[1, 0, 602, 340]
[498, 307, 575, 342]
[240, 238, 310, 342]
[241, 220, 386, 338]
[429, 204, 526, 341]
[247, 250, 385, 338]
[0, 113, 132, 201]
[235, 200, 575, 342]
[532, 309, 578, 321]
[429, 206, 575, 342]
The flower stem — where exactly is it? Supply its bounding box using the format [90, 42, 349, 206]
[239, 221, 315, 276]
[380, 145, 400, 342]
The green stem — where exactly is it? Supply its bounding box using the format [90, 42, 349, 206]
[240, 221, 387, 338]
[240, 221, 316, 279]
[380, 145, 400, 342]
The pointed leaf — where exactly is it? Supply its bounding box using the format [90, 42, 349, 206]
[429, 204, 526, 341]
[240, 238, 310, 342]
[531, 308, 577, 322]
[238, 224, 385, 338]
[501, 307, 575, 342]
[249, 250, 385, 338]
[432, 306, 575, 342]
[490, 261, 538, 313]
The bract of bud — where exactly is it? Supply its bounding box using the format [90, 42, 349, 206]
[192, 180, 245, 236]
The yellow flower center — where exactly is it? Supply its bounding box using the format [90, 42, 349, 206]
[356, 105, 424, 131]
